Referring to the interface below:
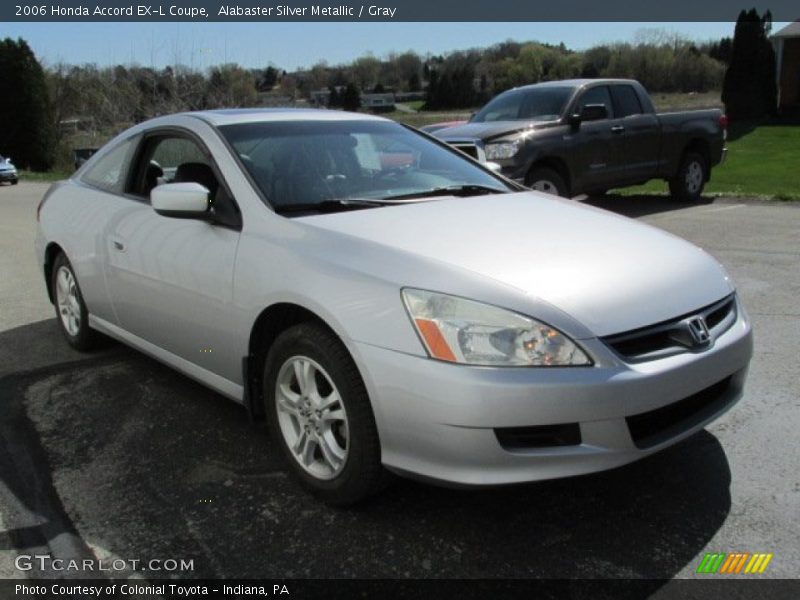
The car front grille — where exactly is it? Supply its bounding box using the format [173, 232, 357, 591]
[626, 375, 735, 449]
[450, 143, 480, 160]
[602, 294, 737, 363]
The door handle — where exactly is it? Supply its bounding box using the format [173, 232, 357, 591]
[611, 125, 625, 134]
[111, 239, 125, 252]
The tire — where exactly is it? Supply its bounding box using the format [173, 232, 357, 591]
[51, 253, 99, 351]
[526, 167, 568, 197]
[669, 151, 707, 202]
[11, 179, 18, 185]
[263, 322, 386, 505]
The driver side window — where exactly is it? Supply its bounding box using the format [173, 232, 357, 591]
[129, 133, 241, 229]
[133, 136, 215, 199]
[575, 86, 614, 119]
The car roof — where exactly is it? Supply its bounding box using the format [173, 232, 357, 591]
[187, 108, 389, 127]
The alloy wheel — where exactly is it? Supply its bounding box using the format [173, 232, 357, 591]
[275, 356, 349, 480]
[55, 266, 81, 337]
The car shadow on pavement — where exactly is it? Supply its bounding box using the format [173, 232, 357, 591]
[0, 320, 732, 590]
[582, 193, 715, 218]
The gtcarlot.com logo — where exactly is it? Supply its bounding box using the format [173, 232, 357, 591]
[696, 552, 773, 574]
[15, 554, 194, 572]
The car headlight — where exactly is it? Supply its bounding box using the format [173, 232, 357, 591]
[484, 140, 520, 160]
[402, 289, 591, 367]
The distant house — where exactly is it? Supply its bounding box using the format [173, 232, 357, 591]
[773, 20, 800, 111]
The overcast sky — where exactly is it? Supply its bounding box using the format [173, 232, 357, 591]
[1, 21, 785, 71]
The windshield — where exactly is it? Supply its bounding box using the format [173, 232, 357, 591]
[219, 120, 512, 213]
[472, 87, 573, 123]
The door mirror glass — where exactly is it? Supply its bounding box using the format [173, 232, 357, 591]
[151, 182, 210, 219]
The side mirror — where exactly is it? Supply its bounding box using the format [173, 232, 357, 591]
[151, 182, 210, 219]
[468, 112, 477, 122]
[580, 103, 608, 122]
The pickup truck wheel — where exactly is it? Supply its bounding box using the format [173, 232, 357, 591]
[263, 323, 387, 506]
[669, 152, 707, 202]
[527, 167, 567, 197]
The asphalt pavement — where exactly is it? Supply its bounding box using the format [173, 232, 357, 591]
[1, 182, 798, 591]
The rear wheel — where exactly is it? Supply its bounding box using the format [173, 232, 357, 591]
[526, 167, 568, 197]
[51, 253, 98, 351]
[263, 323, 386, 505]
[669, 151, 707, 202]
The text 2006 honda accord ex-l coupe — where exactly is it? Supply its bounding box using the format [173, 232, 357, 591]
[35, 109, 753, 504]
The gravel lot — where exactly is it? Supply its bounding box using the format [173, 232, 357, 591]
[1, 182, 798, 591]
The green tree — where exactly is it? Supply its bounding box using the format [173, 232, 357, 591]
[328, 85, 341, 108]
[342, 82, 361, 111]
[722, 9, 777, 119]
[0, 38, 55, 170]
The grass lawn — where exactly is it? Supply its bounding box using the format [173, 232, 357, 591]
[622, 124, 800, 201]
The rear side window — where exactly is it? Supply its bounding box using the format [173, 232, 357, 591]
[575, 86, 613, 119]
[612, 85, 644, 118]
[81, 138, 135, 193]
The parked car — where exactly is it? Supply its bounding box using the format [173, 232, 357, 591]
[0, 155, 18, 185]
[36, 109, 752, 504]
[432, 79, 727, 201]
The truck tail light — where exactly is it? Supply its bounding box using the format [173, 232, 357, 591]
[719, 114, 729, 130]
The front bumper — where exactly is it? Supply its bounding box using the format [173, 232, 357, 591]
[0, 170, 18, 182]
[354, 299, 752, 486]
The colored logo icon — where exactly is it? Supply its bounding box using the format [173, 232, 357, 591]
[696, 553, 773, 574]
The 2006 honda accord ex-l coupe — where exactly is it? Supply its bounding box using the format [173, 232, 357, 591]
[36, 109, 753, 504]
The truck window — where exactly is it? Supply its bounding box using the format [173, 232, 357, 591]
[612, 85, 644, 118]
[575, 86, 613, 119]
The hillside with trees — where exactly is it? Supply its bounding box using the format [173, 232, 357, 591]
[1, 27, 779, 171]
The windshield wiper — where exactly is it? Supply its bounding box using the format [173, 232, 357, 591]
[274, 198, 389, 214]
[380, 184, 508, 201]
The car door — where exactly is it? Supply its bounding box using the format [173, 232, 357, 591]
[610, 84, 661, 183]
[103, 130, 243, 383]
[568, 85, 626, 192]
[59, 136, 142, 326]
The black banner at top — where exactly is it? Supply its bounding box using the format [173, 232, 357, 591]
[2, 0, 799, 22]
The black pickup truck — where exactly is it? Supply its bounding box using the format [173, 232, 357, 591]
[432, 79, 727, 201]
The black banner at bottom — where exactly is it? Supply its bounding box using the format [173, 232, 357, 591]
[3, 579, 799, 600]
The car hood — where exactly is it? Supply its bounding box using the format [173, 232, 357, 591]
[435, 120, 555, 142]
[300, 192, 733, 337]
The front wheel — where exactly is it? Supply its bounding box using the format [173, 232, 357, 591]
[51, 253, 98, 351]
[263, 323, 386, 505]
[526, 167, 568, 197]
[669, 152, 707, 202]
